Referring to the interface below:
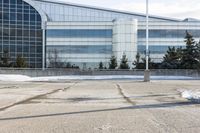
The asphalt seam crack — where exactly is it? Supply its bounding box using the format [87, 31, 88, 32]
[116, 84, 135, 105]
[0, 82, 78, 112]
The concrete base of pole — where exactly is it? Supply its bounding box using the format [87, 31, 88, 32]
[144, 70, 150, 82]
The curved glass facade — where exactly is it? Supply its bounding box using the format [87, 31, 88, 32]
[0, 0, 43, 68]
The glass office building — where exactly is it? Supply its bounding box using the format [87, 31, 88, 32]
[1, 0, 200, 69]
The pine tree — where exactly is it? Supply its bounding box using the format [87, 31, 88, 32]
[66, 62, 72, 68]
[194, 40, 200, 69]
[181, 31, 200, 69]
[160, 47, 182, 69]
[99, 62, 103, 69]
[133, 53, 140, 69]
[1, 49, 10, 67]
[16, 55, 27, 68]
[196, 40, 200, 65]
[119, 54, 129, 69]
[141, 56, 154, 69]
[109, 55, 118, 69]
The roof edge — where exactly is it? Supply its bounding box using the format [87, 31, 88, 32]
[24, 0, 48, 28]
[33, 0, 182, 22]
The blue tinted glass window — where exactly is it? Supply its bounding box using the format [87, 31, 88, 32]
[3, 13, 9, 20]
[17, 0, 22, 4]
[30, 14, 36, 21]
[36, 14, 41, 21]
[23, 14, 29, 20]
[47, 29, 113, 38]
[3, 0, 9, 4]
[10, 4, 16, 9]
[138, 45, 185, 54]
[10, 13, 16, 20]
[0, 0, 43, 68]
[47, 45, 112, 54]
[138, 30, 200, 38]
[10, 0, 16, 4]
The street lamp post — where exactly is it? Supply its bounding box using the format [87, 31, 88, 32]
[144, 0, 150, 82]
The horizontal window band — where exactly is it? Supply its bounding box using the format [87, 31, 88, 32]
[47, 45, 112, 54]
[138, 45, 185, 54]
[47, 29, 112, 38]
[138, 29, 200, 38]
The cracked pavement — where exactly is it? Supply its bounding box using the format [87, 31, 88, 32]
[0, 80, 200, 133]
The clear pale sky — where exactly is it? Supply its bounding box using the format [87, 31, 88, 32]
[57, 0, 200, 20]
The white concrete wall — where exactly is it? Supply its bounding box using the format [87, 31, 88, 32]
[112, 19, 138, 68]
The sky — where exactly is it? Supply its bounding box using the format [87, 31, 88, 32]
[57, 0, 200, 20]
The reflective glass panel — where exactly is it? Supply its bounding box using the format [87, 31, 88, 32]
[47, 29, 112, 38]
[0, 0, 43, 68]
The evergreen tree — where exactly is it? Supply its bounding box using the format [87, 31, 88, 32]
[180, 31, 200, 69]
[196, 40, 200, 65]
[99, 62, 103, 69]
[160, 47, 182, 69]
[66, 62, 72, 68]
[133, 52, 141, 69]
[119, 54, 129, 69]
[109, 55, 118, 69]
[1, 49, 10, 67]
[141, 56, 154, 69]
[16, 55, 27, 68]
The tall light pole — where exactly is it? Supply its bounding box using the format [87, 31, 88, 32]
[144, 0, 150, 82]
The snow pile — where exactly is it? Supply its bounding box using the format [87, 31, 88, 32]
[31, 75, 143, 82]
[152, 76, 194, 80]
[181, 90, 200, 103]
[0, 74, 197, 82]
[182, 91, 193, 99]
[30, 75, 195, 81]
[0, 74, 32, 82]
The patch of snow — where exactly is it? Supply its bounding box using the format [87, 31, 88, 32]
[151, 76, 195, 80]
[181, 90, 200, 103]
[0, 75, 32, 82]
[31, 75, 143, 81]
[0, 74, 197, 82]
[182, 91, 193, 99]
[25, 75, 197, 81]
[95, 123, 112, 131]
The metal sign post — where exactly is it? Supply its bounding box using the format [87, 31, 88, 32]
[144, 0, 150, 82]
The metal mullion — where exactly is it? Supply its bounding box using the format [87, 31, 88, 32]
[15, 3, 17, 58]
[22, 1, 24, 60]
[8, 1, 10, 57]
[1, 0, 3, 54]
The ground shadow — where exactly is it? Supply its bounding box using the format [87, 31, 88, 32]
[0, 101, 197, 121]
[34, 94, 175, 102]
